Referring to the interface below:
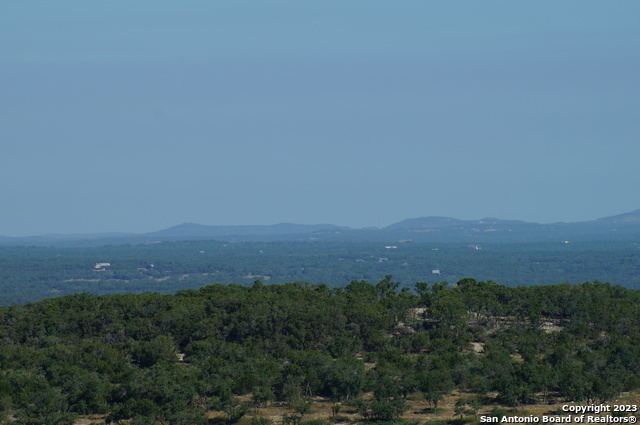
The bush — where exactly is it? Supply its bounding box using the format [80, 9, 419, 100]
[131, 416, 155, 425]
[252, 415, 273, 425]
[301, 420, 330, 425]
[369, 398, 408, 421]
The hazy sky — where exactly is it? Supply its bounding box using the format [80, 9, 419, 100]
[2, 1, 639, 236]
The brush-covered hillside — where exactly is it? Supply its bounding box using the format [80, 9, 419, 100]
[1, 278, 639, 424]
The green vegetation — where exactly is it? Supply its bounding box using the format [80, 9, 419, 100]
[2, 239, 640, 305]
[0, 278, 639, 424]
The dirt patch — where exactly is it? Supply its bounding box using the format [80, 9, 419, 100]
[471, 342, 484, 353]
[72, 390, 640, 424]
[540, 321, 564, 333]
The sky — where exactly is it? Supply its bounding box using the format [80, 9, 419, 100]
[1, 1, 639, 237]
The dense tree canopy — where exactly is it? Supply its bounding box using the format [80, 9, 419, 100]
[0, 278, 639, 423]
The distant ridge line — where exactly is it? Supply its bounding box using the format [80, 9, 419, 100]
[1, 209, 640, 245]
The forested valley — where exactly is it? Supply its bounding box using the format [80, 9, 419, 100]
[2, 240, 640, 306]
[1, 278, 640, 425]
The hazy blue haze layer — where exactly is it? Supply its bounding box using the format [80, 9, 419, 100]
[2, 1, 639, 236]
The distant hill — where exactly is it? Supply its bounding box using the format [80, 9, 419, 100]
[384, 216, 530, 231]
[144, 222, 349, 239]
[592, 209, 640, 225]
[378, 210, 640, 243]
[384, 216, 474, 230]
[2, 210, 640, 245]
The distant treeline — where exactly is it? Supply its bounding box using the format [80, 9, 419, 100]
[0, 278, 639, 424]
[1, 239, 640, 305]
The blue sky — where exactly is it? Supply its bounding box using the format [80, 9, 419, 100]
[1, 1, 639, 236]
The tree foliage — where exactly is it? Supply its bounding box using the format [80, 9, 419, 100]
[0, 278, 639, 421]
